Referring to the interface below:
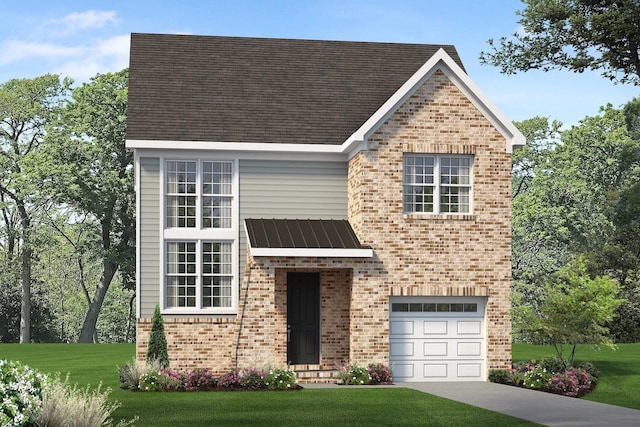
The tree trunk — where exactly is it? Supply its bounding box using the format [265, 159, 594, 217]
[19, 246, 32, 343]
[125, 292, 136, 342]
[78, 261, 118, 343]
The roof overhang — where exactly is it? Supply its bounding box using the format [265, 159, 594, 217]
[245, 218, 373, 258]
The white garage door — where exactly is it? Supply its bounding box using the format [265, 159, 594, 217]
[389, 297, 486, 382]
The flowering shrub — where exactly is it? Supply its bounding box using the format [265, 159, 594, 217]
[264, 368, 297, 390]
[367, 363, 393, 385]
[139, 370, 166, 392]
[217, 370, 241, 389]
[488, 359, 597, 398]
[239, 368, 267, 390]
[337, 362, 371, 385]
[547, 367, 595, 397]
[185, 368, 218, 391]
[522, 366, 552, 390]
[0, 359, 48, 427]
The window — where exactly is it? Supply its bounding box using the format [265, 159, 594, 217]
[403, 154, 472, 214]
[391, 302, 478, 313]
[163, 159, 237, 313]
[166, 160, 233, 229]
[166, 241, 233, 309]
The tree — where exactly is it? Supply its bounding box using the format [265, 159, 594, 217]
[41, 69, 133, 343]
[480, 0, 640, 85]
[146, 305, 169, 368]
[0, 74, 71, 343]
[513, 258, 624, 366]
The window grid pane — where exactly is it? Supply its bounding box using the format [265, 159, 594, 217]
[166, 161, 198, 228]
[403, 155, 435, 213]
[166, 242, 197, 308]
[202, 242, 233, 308]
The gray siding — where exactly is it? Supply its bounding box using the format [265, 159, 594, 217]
[139, 157, 160, 318]
[239, 159, 348, 269]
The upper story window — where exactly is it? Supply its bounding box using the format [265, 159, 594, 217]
[166, 160, 233, 228]
[403, 154, 472, 214]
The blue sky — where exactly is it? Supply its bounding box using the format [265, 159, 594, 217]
[1, 0, 635, 127]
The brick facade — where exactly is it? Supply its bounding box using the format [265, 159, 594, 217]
[136, 68, 513, 377]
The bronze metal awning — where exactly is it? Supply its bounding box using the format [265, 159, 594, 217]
[244, 218, 373, 258]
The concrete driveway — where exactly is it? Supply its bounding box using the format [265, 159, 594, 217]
[402, 382, 640, 426]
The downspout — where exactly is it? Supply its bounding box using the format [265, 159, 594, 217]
[235, 264, 254, 370]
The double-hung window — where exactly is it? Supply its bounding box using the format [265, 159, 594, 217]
[403, 154, 472, 214]
[164, 159, 236, 312]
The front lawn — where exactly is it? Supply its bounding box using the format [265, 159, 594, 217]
[0, 344, 536, 426]
[512, 342, 640, 410]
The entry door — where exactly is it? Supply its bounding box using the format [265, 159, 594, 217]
[287, 272, 320, 364]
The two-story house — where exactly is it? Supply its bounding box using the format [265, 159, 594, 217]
[126, 33, 524, 382]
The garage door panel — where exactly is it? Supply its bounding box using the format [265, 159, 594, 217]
[457, 341, 482, 357]
[390, 320, 414, 335]
[424, 342, 448, 356]
[457, 321, 482, 335]
[423, 321, 448, 335]
[424, 364, 448, 379]
[390, 341, 415, 357]
[458, 363, 482, 378]
[393, 363, 414, 379]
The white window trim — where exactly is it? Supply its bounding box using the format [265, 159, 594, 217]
[160, 158, 240, 315]
[403, 154, 473, 215]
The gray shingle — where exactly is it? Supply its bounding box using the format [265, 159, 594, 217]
[127, 33, 464, 145]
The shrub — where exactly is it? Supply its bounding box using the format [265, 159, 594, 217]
[337, 362, 371, 385]
[547, 367, 595, 397]
[367, 363, 393, 385]
[146, 305, 169, 369]
[540, 356, 566, 373]
[160, 368, 185, 391]
[139, 370, 166, 392]
[522, 366, 552, 390]
[31, 374, 136, 427]
[488, 369, 513, 384]
[264, 368, 297, 390]
[239, 368, 267, 390]
[186, 369, 218, 391]
[118, 358, 163, 390]
[0, 359, 48, 427]
[577, 362, 599, 384]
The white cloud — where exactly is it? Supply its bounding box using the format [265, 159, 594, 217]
[0, 40, 82, 65]
[47, 10, 119, 36]
[0, 34, 130, 83]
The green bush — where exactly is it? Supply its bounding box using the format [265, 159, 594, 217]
[540, 356, 566, 373]
[0, 359, 47, 427]
[337, 362, 371, 385]
[146, 305, 169, 369]
[488, 369, 513, 384]
[577, 362, 599, 384]
[264, 368, 297, 389]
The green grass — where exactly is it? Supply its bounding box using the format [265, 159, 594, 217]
[1, 344, 537, 426]
[512, 342, 640, 410]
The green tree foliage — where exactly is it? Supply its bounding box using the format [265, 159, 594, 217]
[480, 0, 640, 84]
[41, 69, 133, 343]
[146, 305, 169, 368]
[512, 101, 640, 342]
[0, 74, 71, 343]
[513, 258, 623, 366]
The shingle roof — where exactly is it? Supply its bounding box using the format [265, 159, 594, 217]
[245, 219, 371, 250]
[127, 33, 464, 145]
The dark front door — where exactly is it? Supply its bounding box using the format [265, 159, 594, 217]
[287, 272, 320, 364]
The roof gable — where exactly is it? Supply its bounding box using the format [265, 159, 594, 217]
[126, 34, 464, 145]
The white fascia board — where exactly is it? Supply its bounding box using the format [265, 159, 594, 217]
[249, 247, 374, 258]
[126, 139, 343, 153]
[341, 48, 526, 155]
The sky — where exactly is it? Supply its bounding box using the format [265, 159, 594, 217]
[1, 0, 635, 128]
